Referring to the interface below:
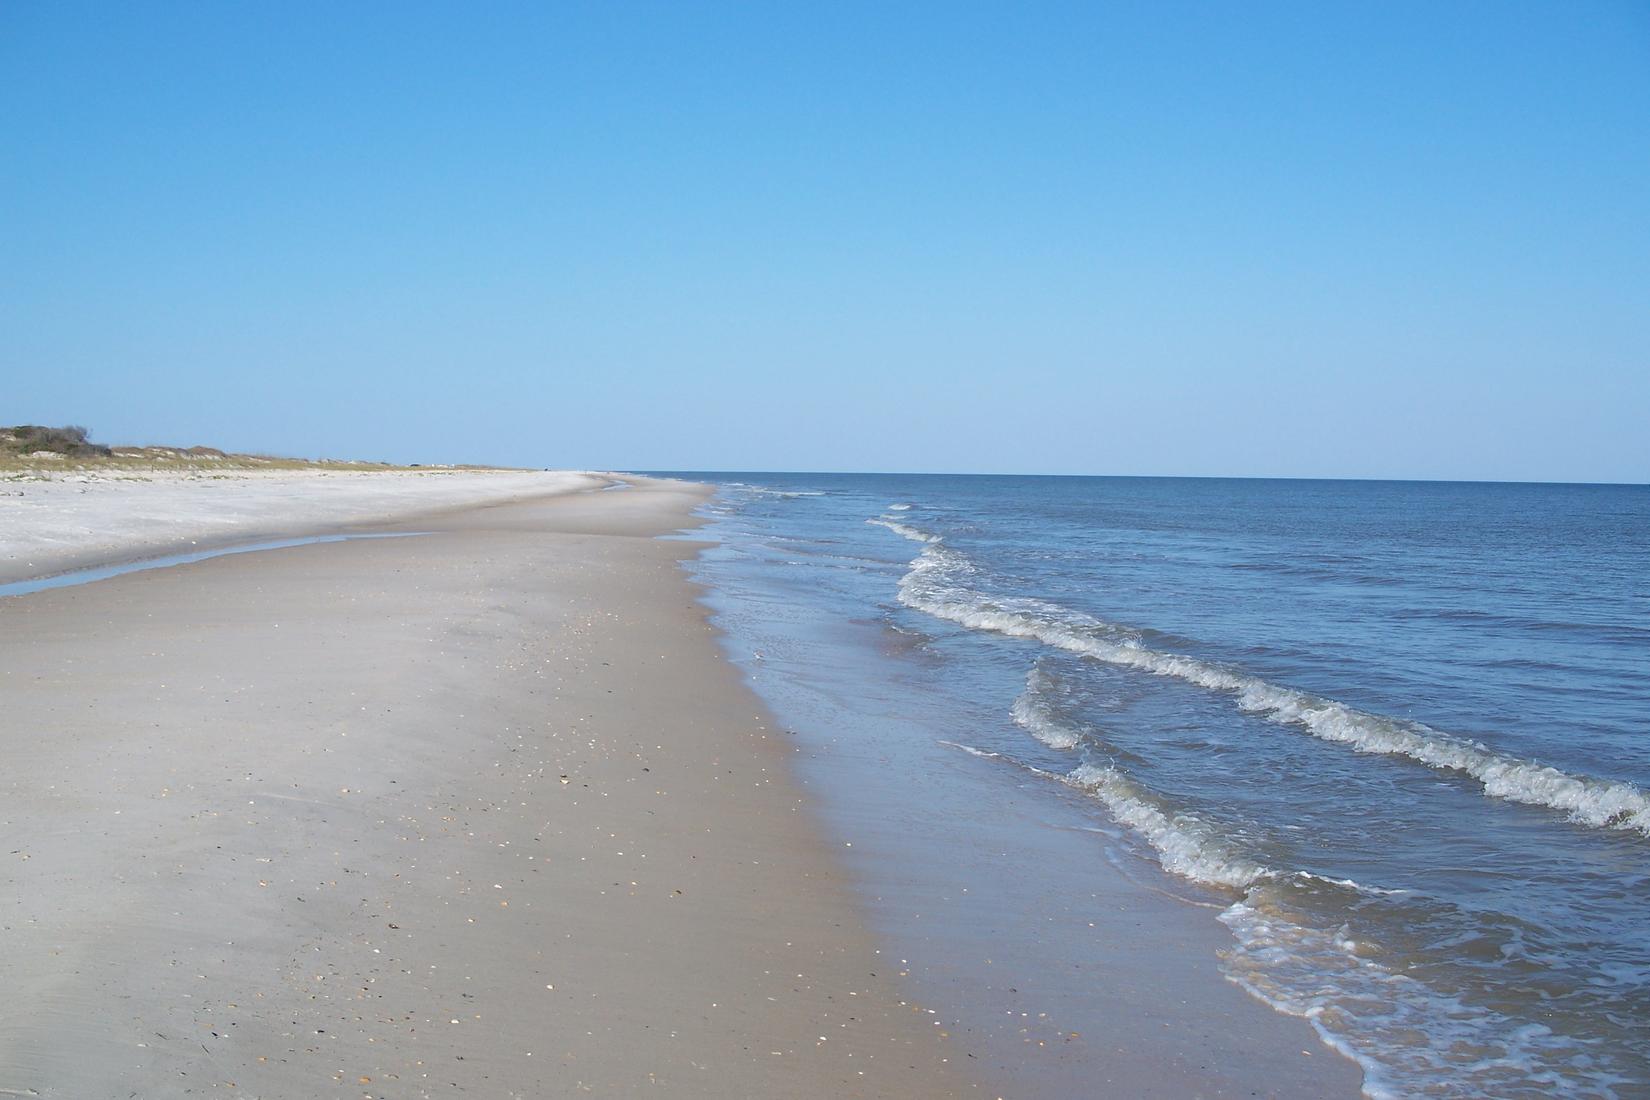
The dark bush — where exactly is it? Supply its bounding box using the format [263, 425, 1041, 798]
[4, 424, 113, 457]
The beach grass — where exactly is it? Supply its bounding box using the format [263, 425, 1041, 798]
[0, 424, 513, 476]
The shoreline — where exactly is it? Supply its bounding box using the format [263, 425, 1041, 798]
[0, 470, 1371, 1097]
[685, 490, 1370, 1098]
[0, 478, 979, 1097]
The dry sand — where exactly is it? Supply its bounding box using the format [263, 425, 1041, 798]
[0, 467, 603, 584]
[0, 479, 977, 1098]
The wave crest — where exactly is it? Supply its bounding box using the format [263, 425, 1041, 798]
[878, 517, 1650, 840]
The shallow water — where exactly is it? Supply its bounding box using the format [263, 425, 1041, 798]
[667, 474, 1649, 1098]
[0, 532, 428, 599]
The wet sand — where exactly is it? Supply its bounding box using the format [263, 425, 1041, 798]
[0, 479, 975, 1097]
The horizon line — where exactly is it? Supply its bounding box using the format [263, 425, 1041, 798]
[629, 469, 1648, 489]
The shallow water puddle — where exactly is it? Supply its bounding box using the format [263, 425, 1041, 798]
[0, 532, 428, 599]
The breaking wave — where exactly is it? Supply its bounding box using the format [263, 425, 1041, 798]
[1009, 669, 1084, 749]
[876, 517, 1650, 840]
[1062, 761, 1269, 888]
[866, 516, 941, 543]
[940, 717, 1633, 1098]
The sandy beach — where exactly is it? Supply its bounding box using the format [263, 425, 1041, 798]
[0, 467, 604, 584]
[11, 3, 1640, 1092]
[0, 478, 975, 1097]
[0, 473, 1371, 1098]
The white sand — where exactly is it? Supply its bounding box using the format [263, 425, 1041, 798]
[0, 480, 972, 1098]
[0, 467, 604, 583]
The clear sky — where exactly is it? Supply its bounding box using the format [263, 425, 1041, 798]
[3, 2, 1647, 480]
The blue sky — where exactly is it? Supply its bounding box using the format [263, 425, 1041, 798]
[4, 2, 1646, 480]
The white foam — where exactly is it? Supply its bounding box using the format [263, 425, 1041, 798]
[1011, 669, 1276, 889]
[884, 518, 1643, 1096]
[1064, 763, 1269, 888]
[1013, 693, 1084, 750]
[1011, 666, 1085, 749]
[866, 517, 941, 543]
[935, 733, 1265, 888]
[936, 739, 1003, 760]
[734, 484, 824, 499]
[935, 681, 1633, 1095]
[1219, 888, 1628, 1099]
[877, 521, 1650, 840]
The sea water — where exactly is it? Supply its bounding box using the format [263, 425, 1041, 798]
[666, 474, 1647, 1098]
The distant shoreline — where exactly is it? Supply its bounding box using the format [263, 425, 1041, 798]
[0, 464, 603, 585]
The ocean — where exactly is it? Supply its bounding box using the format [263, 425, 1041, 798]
[661, 473, 1648, 1098]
